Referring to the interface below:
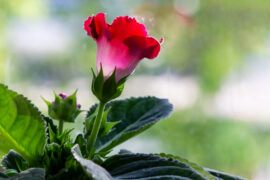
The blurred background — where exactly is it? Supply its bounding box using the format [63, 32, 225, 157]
[1, 0, 270, 179]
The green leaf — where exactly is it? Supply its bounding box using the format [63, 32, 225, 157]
[99, 107, 120, 137]
[99, 121, 120, 137]
[102, 151, 208, 180]
[86, 97, 173, 153]
[84, 107, 98, 137]
[0, 84, 46, 162]
[0, 168, 45, 180]
[157, 153, 216, 180]
[71, 144, 112, 180]
[4, 169, 18, 177]
[204, 168, 244, 180]
[157, 153, 245, 180]
[1, 150, 29, 172]
[85, 107, 118, 139]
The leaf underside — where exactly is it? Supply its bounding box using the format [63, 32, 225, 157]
[0, 84, 46, 161]
[71, 145, 112, 180]
[1, 150, 29, 172]
[86, 96, 173, 153]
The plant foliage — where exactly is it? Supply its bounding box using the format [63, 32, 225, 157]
[0, 84, 46, 162]
[86, 97, 173, 153]
[0, 83, 244, 179]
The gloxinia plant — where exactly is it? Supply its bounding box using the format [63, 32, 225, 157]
[0, 13, 244, 180]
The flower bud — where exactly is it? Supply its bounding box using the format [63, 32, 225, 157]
[43, 90, 82, 122]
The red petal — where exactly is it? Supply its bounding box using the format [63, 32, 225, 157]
[124, 36, 161, 59]
[84, 13, 108, 40]
[109, 16, 147, 41]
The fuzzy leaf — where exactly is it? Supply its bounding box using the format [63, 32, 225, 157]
[0, 84, 46, 162]
[86, 97, 173, 153]
[205, 168, 244, 180]
[0, 168, 45, 180]
[157, 153, 245, 180]
[157, 153, 216, 180]
[1, 151, 28, 172]
[3, 169, 18, 177]
[102, 151, 208, 180]
[71, 145, 112, 180]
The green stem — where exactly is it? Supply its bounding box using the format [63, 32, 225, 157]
[58, 119, 64, 134]
[87, 102, 105, 158]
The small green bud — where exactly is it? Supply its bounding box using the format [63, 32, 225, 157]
[42, 90, 82, 123]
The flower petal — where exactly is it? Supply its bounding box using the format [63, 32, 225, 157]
[124, 36, 161, 60]
[109, 16, 147, 41]
[84, 13, 108, 40]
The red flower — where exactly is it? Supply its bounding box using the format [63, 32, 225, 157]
[84, 13, 162, 82]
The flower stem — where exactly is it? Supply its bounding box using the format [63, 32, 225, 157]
[87, 102, 105, 158]
[58, 119, 64, 134]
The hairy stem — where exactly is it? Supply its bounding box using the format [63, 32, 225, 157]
[87, 102, 105, 158]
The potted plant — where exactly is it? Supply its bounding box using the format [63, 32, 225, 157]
[0, 13, 243, 180]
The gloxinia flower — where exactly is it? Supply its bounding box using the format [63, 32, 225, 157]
[84, 13, 162, 82]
